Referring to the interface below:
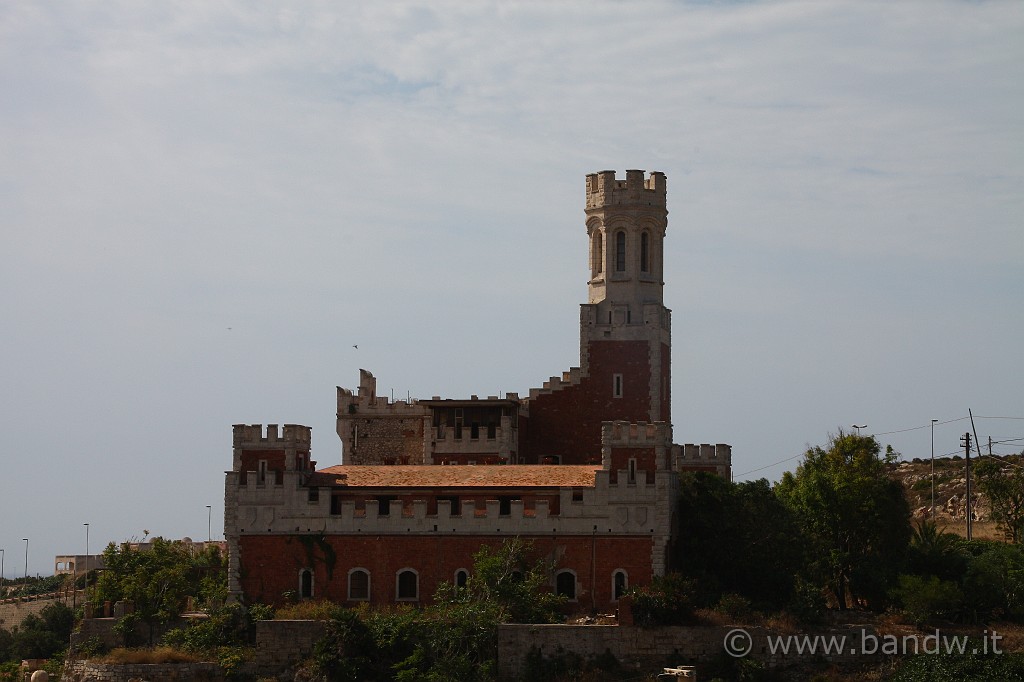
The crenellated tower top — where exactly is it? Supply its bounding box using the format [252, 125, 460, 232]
[585, 169, 667, 211]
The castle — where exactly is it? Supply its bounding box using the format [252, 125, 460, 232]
[225, 170, 731, 613]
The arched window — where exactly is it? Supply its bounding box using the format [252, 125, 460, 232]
[396, 569, 419, 601]
[348, 568, 370, 601]
[640, 232, 650, 272]
[555, 570, 577, 601]
[593, 231, 603, 276]
[454, 569, 469, 588]
[613, 570, 628, 600]
[299, 568, 314, 599]
[615, 231, 626, 272]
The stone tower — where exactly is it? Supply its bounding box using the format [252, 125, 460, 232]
[518, 170, 672, 464]
[581, 170, 671, 424]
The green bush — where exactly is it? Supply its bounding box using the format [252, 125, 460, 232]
[894, 574, 964, 625]
[629, 573, 700, 626]
[892, 650, 1024, 681]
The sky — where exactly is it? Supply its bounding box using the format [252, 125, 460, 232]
[1, 1, 1022, 578]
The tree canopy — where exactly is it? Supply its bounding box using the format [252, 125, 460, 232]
[776, 430, 912, 609]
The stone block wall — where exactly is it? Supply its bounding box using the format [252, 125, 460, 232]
[0, 596, 71, 630]
[497, 624, 887, 679]
[62, 661, 226, 682]
[254, 620, 326, 674]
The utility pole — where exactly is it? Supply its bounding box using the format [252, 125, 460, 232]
[962, 432, 973, 540]
[931, 419, 938, 519]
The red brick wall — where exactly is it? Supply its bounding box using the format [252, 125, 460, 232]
[660, 342, 671, 422]
[237, 533, 653, 613]
[609, 447, 656, 481]
[521, 340, 654, 465]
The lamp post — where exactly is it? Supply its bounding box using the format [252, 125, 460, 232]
[1, 548, 5, 597]
[852, 424, 867, 436]
[206, 506, 212, 543]
[83, 523, 90, 599]
[22, 539, 28, 588]
[931, 419, 939, 519]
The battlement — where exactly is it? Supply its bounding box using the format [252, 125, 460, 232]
[585, 170, 666, 210]
[601, 421, 672, 447]
[231, 468, 675, 537]
[524, 367, 585, 402]
[233, 424, 311, 446]
[677, 443, 732, 461]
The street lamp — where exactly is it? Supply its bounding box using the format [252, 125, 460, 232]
[22, 539, 28, 587]
[83, 523, 90, 595]
[931, 419, 939, 519]
[206, 506, 212, 542]
[1, 548, 5, 597]
[852, 424, 867, 436]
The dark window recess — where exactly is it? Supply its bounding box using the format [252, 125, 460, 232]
[487, 422, 497, 439]
[330, 496, 343, 515]
[572, 490, 584, 503]
[349, 570, 369, 600]
[300, 569, 313, 599]
[397, 570, 418, 600]
[498, 496, 520, 516]
[376, 496, 397, 516]
[615, 231, 626, 271]
[614, 571, 627, 600]
[641, 232, 650, 272]
[556, 572, 576, 600]
[439, 496, 461, 516]
[307, 488, 319, 502]
[455, 570, 469, 588]
[470, 422, 480, 439]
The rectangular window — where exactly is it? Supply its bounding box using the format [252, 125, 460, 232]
[628, 458, 637, 484]
[258, 460, 268, 484]
[613, 374, 623, 398]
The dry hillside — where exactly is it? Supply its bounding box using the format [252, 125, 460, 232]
[887, 454, 1024, 540]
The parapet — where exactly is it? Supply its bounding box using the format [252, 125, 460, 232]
[233, 424, 312, 447]
[585, 170, 666, 211]
[678, 443, 732, 461]
[601, 421, 672, 447]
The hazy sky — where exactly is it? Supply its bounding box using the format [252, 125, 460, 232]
[2, 1, 1021, 577]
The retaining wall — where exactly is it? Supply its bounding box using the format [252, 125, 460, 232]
[62, 661, 226, 682]
[497, 624, 886, 679]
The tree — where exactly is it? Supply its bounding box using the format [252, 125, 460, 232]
[776, 430, 912, 610]
[975, 458, 1024, 543]
[672, 473, 805, 610]
[92, 538, 226, 644]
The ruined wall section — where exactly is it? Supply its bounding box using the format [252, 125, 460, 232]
[336, 370, 430, 465]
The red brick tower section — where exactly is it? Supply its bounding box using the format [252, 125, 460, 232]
[225, 424, 314, 603]
[520, 170, 671, 465]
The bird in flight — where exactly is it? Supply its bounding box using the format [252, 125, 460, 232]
[352, 344, 358, 349]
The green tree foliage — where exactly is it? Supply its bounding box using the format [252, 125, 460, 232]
[673, 473, 804, 610]
[438, 538, 566, 624]
[892, 649, 1024, 681]
[776, 430, 912, 610]
[310, 539, 564, 682]
[905, 520, 966, 583]
[628, 573, 700, 627]
[893, 574, 964, 626]
[92, 538, 226, 643]
[0, 603, 73, 662]
[961, 541, 1024, 621]
[975, 458, 1024, 543]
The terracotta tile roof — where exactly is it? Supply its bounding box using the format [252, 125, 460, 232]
[311, 465, 600, 489]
